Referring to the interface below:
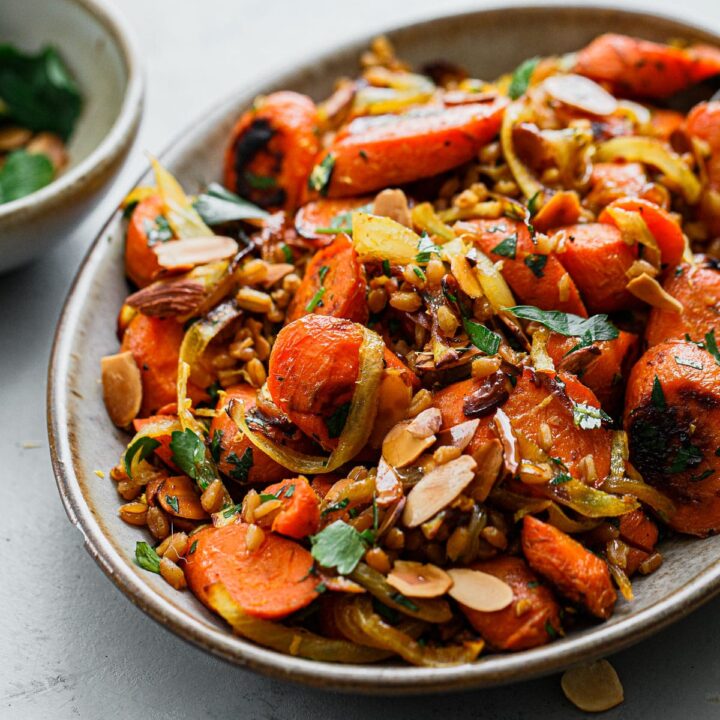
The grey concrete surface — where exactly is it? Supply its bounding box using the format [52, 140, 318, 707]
[1, 0, 719, 717]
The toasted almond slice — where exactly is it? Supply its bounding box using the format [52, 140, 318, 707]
[375, 456, 403, 507]
[402, 454, 477, 527]
[626, 272, 683, 313]
[446, 568, 514, 612]
[261, 262, 295, 288]
[382, 420, 436, 468]
[625, 258, 659, 280]
[153, 236, 238, 270]
[373, 188, 412, 227]
[406, 407, 442, 438]
[101, 351, 142, 427]
[543, 74, 618, 116]
[322, 575, 366, 593]
[470, 439, 504, 501]
[387, 561, 453, 598]
[438, 419, 480, 452]
[561, 660, 624, 712]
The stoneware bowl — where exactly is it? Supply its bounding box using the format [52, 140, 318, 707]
[48, 4, 720, 694]
[0, 0, 143, 272]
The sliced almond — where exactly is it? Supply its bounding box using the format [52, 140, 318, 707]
[543, 74, 618, 116]
[446, 568, 514, 612]
[387, 560, 452, 598]
[375, 456, 403, 507]
[625, 258, 659, 280]
[101, 351, 142, 427]
[470, 439, 504, 501]
[261, 262, 295, 288]
[626, 272, 683, 313]
[373, 188, 412, 227]
[406, 407, 442, 438]
[322, 575, 366, 594]
[382, 420, 436, 468]
[402, 454, 477, 527]
[438, 419, 480, 452]
[561, 660, 624, 712]
[153, 236, 238, 270]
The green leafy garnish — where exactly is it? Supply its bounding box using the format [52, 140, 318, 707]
[415, 234, 442, 264]
[123, 436, 161, 478]
[226, 447, 253, 482]
[463, 318, 501, 356]
[651, 375, 666, 410]
[188, 540, 198, 555]
[524, 254, 547, 278]
[0, 44, 82, 140]
[325, 402, 351, 439]
[314, 202, 373, 235]
[491, 233, 517, 259]
[308, 153, 335, 195]
[413, 266, 426, 282]
[280, 243, 293, 262]
[668, 444, 703, 473]
[527, 191, 542, 217]
[283, 484, 296, 498]
[310, 520, 369, 574]
[259, 492, 280, 503]
[0, 150, 53, 203]
[550, 473, 572, 485]
[572, 401, 612, 430]
[390, 592, 419, 612]
[382, 259, 392, 276]
[318, 264, 330, 283]
[165, 495, 180, 513]
[135, 541, 161, 574]
[305, 287, 326, 312]
[507, 306, 619, 353]
[705, 330, 720, 366]
[169, 428, 216, 489]
[508, 57, 540, 100]
[244, 172, 276, 190]
[143, 215, 173, 245]
[194, 182, 269, 225]
[321, 498, 350, 516]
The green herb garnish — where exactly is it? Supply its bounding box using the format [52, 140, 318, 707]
[194, 182, 269, 225]
[572, 401, 612, 430]
[135, 542, 161, 574]
[508, 56, 540, 100]
[310, 520, 370, 575]
[123, 436, 161, 478]
[463, 318, 501, 356]
[325, 402, 351, 439]
[169, 428, 217, 490]
[305, 287, 326, 312]
[651, 375, 666, 410]
[491, 233, 517, 259]
[226, 447, 254, 483]
[0, 150, 54, 203]
[308, 153, 335, 195]
[524, 253, 547, 278]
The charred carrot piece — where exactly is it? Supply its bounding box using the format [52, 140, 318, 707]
[458, 218, 587, 317]
[286, 234, 368, 324]
[625, 340, 720, 537]
[522, 515, 617, 619]
[686, 101, 720, 237]
[294, 197, 372, 246]
[120, 313, 207, 416]
[184, 523, 318, 619]
[458, 557, 562, 651]
[619, 509, 659, 554]
[157, 474, 209, 520]
[554, 223, 638, 314]
[125, 194, 166, 288]
[267, 315, 364, 450]
[223, 91, 320, 212]
[574, 33, 720, 99]
[648, 109, 685, 142]
[314, 97, 507, 197]
[260, 476, 321, 539]
[645, 257, 720, 347]
[599, 197, 685, 268]
[584, 162, 663, 212]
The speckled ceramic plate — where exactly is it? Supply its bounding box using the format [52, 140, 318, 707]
[48, 4, 720, 694]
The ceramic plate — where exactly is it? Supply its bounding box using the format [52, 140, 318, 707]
[48, 4, 720, 694]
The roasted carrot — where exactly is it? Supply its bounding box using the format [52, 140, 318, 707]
[648, 109, 685, 142]
[209, 384, 290, 486]
[599, 197, 685, 267]
[521, 515, 617, 619]
[459, 218, 587, 316]
[294, 197, 372, 245]
[554, 223, 637, 313]
[184, 523, 319, 619]
[546, 330, 639, 413]
[503, 368, 613, 481]
[267, 314, 364, 450]
[686, 101, 720, 237]
[315, 97, 507, 197]
[584, 162, 667, 212]
[618, 509, 659, 554]
[285, 234, 368, 324]
[458, 557, 562, 651]
[260, 476, 321, 539]
[223, 91, 320, 212]
[125, 194, 166, 288]
[574, 33, 720, 99]
[645, 257, 720, 347]
[132, 415, 177, 469]
[156, 474, 209, 520]
[624, 340, 720, 537]
[532, 191, 581, 233]
[120, 313, 207, 416]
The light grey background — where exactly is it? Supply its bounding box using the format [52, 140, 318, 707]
[2, 0, 720, 717]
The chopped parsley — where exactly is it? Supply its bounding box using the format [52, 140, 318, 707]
[283, 483, 296, 498]
[321, 498, 350, 517]
[280, 243, 293, 262]
[209, 429, 224, 462]
[244, 172, 277, 190]
[527, 191, 542, 217]
[651, 375, 666, 409]
[413, 266, 427, 282]
[143, 215, 173, 245]
[463, 318, 501, 356]
[305, 287, 326, 312]
[318, 264, 330, 283]
[123, 436, 160, 478]
[169, 428, 217, 490]
[135, 542, 161, 574]
[550, 473, 572, 485]
[226, 447, 254, 483]
[188, 540, 198, 555]
[325, 402, 351, 439]
[165, 495, 180, 514]
[509, 57, 540, 100]
[308, 153, 335, 196]
[491, 233, 517, 259]
[685, 329, 720, 366]
[415, 234, 442, 264]
[524, 253, 547, 278]
[667, 444, 703, 473]
[390, 592, 419, 612]
[382, 259, 392, 276]
[310, 520, 369, 575]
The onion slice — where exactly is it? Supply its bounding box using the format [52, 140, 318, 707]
[500, 100, 545, 200]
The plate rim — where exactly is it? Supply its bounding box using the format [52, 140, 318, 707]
[47, 2, 720, 694]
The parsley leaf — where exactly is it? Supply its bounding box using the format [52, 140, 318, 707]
[143, 215, 173, 245]
[705, 329, 720, 366]
[527, 191, 542, 217]
[491, 233, 517, 259]
[165, 495, 180, 513]
[651, 375, 666, 410]
[226, 447, 253, 482]
[524, 254, 547, 278]
[572, 401, 612, 430]
[123, 436, 161, 478]
[415, 234, 442, 264]
[508, 57, 540, 100]
[194, 182, 269, 225]
[305, 287, 326, 312]
[550, 473, 572, 485]
[463, 318, 501, 355]
[325, 402, 351, 439]
[209, 429, 224, 462]
[135, 541, 161, 574]
[280, 243, 293, 262]
[321, 498, 350, 516]
[318, 264, 330, 283]
[382, 259, 392, 276]
[308, 153, 335, 195]
[0, 150, 54, 203]
[169, 428, 217, 489]
[310, 520, 369, 574]
[283, 483, 296, 498]
[668, 444, 703, 473]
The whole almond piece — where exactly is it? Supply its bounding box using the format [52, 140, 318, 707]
[101, 351, 142, 427]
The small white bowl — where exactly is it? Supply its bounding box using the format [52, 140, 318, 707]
[0, 0, 143, 272]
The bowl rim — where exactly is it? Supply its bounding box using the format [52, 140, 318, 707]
[0, 0, 144, 221]
[47, 2, 720, 694]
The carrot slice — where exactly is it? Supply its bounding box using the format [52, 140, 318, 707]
[521, 515, 617, 619]
[294, 197, 372, 246]
[125, 194, 166, 288]
[585, 163, 651, 211]
[648, 109, 685, 142]
[286, 234, 368, 324]
[686, 101, 720, 236]
[645, 257, 720, 347]
[316, 97, 507, 197]
[459, 218, 587, 316]
[261, 476, 321, 539]
[599, 197, 685, 267]
[185, 523, 318, 619]
[618, 509, 658, 554]
[624, 340, 720, 537]
[132, 415, 177, 469]
[267, 314, 364, 450]
[157, 475, 209, 520]
[223, 91, 320, 212]
[554, 223, 637, 313]
[458, 556, 562, 651]
[120, 313, 207, 416]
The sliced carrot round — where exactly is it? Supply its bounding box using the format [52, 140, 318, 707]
[125, 194, 166, 288]
[261, 476, 320, 539]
